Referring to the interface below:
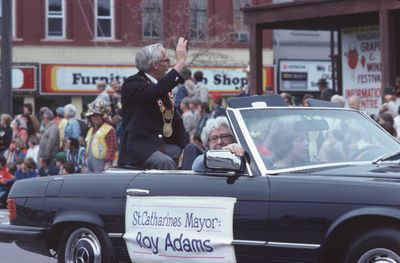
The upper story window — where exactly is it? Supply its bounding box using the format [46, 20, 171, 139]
[0, 0, 17, 38]
[46, 0, 66, 38]
[189, 0, 207, 40]
[142, 0, 162, 38]
[232, 0, 250, 42]
[95, 0, 114, 39]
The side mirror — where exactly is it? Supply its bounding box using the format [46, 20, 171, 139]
[205, 149, 245, 172]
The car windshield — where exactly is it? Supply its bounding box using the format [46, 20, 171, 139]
[239, 108, 400, 171]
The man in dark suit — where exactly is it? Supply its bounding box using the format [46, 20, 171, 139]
[118, 37, 189, 169]
[318, 78, 334, 101]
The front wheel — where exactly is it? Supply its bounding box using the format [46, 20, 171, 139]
[343, 227, 400, 263]
[57, 224, 115, 263]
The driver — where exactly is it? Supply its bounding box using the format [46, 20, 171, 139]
[192, 116, 244, 172]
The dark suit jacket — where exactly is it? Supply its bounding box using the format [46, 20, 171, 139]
[118, 69, 189, 166]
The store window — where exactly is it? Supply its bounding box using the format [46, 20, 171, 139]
[46, 0, 65, 38]
[142, 0, 162, 38]
[189, 0, 207, 40]
[0, 0, 16, 37]
[35, 96, 71, 115]
[232, 0, 249, 42]
[96, 0, 114, 39]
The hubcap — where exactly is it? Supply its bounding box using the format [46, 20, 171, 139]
[357, 248, 400, 263]
[64, 227, 102, 263]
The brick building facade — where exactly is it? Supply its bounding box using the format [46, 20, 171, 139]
[1, 0, 274, 115]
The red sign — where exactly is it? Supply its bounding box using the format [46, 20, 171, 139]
[12, 64, 38, 92]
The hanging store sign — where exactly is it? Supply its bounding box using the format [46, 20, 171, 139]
[41, 64, 137, 95]
[342, 25, 381, 113]
[41, 64, 274, 95]
[278, 59, 332, 92]
[12, 63, 38, 93]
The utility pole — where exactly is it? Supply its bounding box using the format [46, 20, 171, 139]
[0, 0, 13, 114]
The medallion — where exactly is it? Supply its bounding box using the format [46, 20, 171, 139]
[164, 110, 173, 120]
[163, 121, 173, 137]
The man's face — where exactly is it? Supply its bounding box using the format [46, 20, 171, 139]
[349, 99, 361, 110]
[152, 48, 171, 80]
[384, 95, 395, 103]
[208, 127, 233, 150]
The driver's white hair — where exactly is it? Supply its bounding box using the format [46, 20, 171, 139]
[135, 43, 164, 72]
[201, 116, 232, 147]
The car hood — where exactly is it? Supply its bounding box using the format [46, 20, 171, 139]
[304, 162, 400, 181]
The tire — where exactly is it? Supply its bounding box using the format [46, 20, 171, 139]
[57, 224, 115, 263]
[343, 227, 400, 263]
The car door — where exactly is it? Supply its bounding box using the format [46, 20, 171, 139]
[126, 171, 270, 263]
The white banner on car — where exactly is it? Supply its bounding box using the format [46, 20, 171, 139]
[124, 196, 237, 263]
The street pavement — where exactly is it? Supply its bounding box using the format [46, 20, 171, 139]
[0, 209, 56, 263]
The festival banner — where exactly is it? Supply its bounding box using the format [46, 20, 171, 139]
[342, 26, 381, 113]
[124, 196, 237, 263]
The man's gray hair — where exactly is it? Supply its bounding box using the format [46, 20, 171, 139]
[135, 43, 164, 72]
[201, 116, 232, 147]
[64, 104, 77, 118]
[43, 110, 54, 120]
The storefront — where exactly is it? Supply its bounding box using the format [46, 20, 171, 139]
[14, 63, 274, 117]
[244, 0, 400, 112]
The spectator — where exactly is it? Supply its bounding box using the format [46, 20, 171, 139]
[110, 80, 122, 115]
[54, 152, 66, 175]
[85, 101, 117, 172]
[3, 138, 27, 165]
[61, 162, 76, 175]
[11, 117, 29, 148]
[302, 93, 314, 107]
[210, 92, 226, 118]
[39, 110, 60, 161]
[395, 76, 400, 97]
[194, 102, 210, 138]
[94, 81, 111, 105]
[78, 111, 89, 142]
[317, 78, 334, 101]
[180, 98, 197, 136]
[26, 135, 40, 165]
[330, 95, 345, 107]
[377, 113, 397, 137]
[38, 106, 51, 135]
[280, 92, 293, 106]
[14, 157, 38, 180]
[38, 158, 57, 177]
[380, 86, 400, 119]
[64, 104, 81, 140]
[347, 95, 362, 110]
[55, 107, 68, 149]
[65, 137, 85, 173]
[0, 156, 14, 189]
[22, 103, 40, 136]
[193, 71, 209, 103]
[118, 38, 189, 169]
[0, 156, 14, 207]
[173, 67, 191, 115]
[0, 114, 13, 156]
